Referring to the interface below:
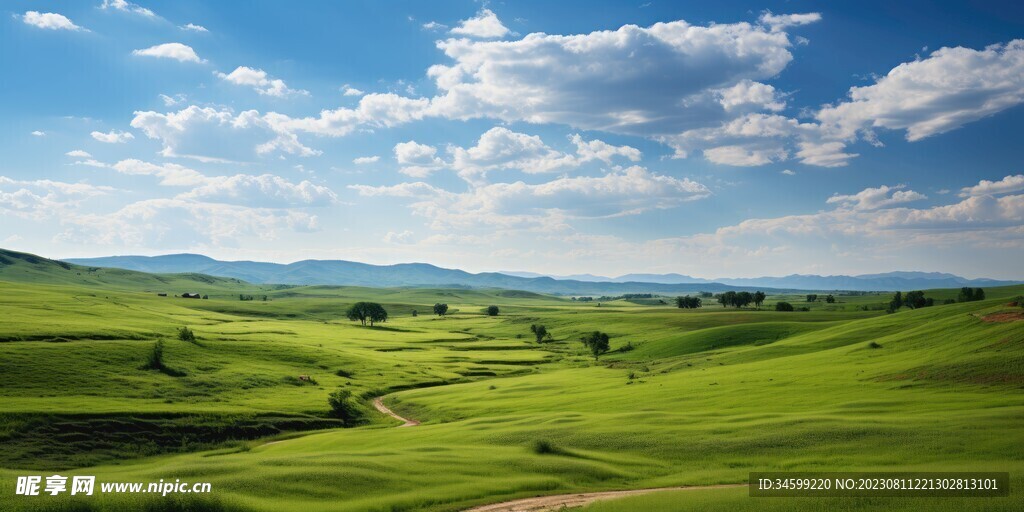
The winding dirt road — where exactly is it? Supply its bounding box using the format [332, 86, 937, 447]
[373, 396, 420, 427]
[461, 484, 747, 512]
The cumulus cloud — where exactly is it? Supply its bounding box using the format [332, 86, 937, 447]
[758, 12, 822, 32]
[130, 105, 319, 161]
[0, 176, 114, 219]
[101, 0, 155, 17]
[132, 43, 205, 63]
[31, 130, 46, 137]
[394, 141, 444, 177]
[817, 40, 1024, 142]
[159, 93, 187, 106]
[22, 11, 85, 31]
[383, 230, 415, 244]
[781, 169, 796, 176]
[110, 159, 208, 186]
[181, 23, 208, 32]
[704, 144, 788, 166]
[342, 86, 364, 97]
[66, 150, 93, 158]
[91, 130, 135, 143]
[353, 156, 380, 164]
[450, 9, 509, 38]
[178, 174, 337, 207]
[826, 184, 927, 210]
[217, 66, 308, 97]
[959, 174, 1024, 197]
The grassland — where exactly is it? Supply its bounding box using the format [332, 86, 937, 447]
[0, 249, 1021, 511]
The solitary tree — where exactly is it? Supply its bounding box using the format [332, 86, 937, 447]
[411, 309, 418, 317]
[580, 331, 611, 360]
[433, 303, 449, 316]
[775, 301, 794, 312]
[530, 324, 548, 343]
[825, 294, 836, 304]
[753, 291, 766, 309]
[904, 291, 927, 309]
[806, 294, 818, 303]
[486, 305, 500, 316]
[327, 388, 362, 427]
[346, 302, 388, 326]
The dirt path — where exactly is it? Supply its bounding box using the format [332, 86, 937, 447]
[373, 396, 420, 427]
[462, 484, 747, 512]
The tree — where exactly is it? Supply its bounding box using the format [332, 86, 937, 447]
[143, 339, 165, 370]
[753, 291, 766, 309]
[530, 324, 548, 343]
[433, 303, 449, 316]
[580, 331, 610, 360]
[734, 291, 753, 308]
[775, 301, 794, 312]
[957, 287, 975, 303]
[973, 288, 985, 301]
[486, 305, 499, 316]
[903, 291, 927, 309]
[411, 309, 418, 317]
[675, 296, 701, 309]
[366, 303, 388, 326]
[806, 294, 818, 303]
[346, 302, 388, 326]
[825, 295, 835, 304]
[889, 291, 903, 312]
[327, 389, 362, 427]
[719, 291, 737, 308]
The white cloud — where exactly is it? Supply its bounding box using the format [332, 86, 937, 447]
[781, 169, 796, 176]
[91, 130, 135, 143]
[960, 174, 1024, 197]
[217, 66, 308, 97]
[178, 174, 337, 207]
[22, 11, 85, 31]
[131, 106, 319, 161]
[795, 141, 858, 168]
[342, 86, 364, 96]
[826, 184, 927, 210]
[60, 198, 320, 248]
[758, 12, 822, 32]
[66, 150, 93, 158]
[716, 80, 785, 112]
[31, 130, 46, 137]
[101, 0, 155, 18]
[132, 43, 205, 63]
[351, 166, 709, 230]
[704, 145, 788, 166]
[159, 93, 187, 106]
[181, 23, 208, 32]
[0, 176, 114, 219]
[394, 141, 444, 177]
[353, 156, 380, 164]
[383, 230, 415, 244]
[817, 40, 1024, 142]
[422, 21, 448, 31]
[450, 9, 509, 38]
[428, 17, 807, 135]
[110, 159, 208, 186]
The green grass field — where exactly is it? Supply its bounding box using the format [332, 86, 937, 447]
[0, 249, 1021, 511]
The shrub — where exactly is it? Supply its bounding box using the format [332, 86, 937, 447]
[433, 303, 449, 316]
[531, 439, 558, 454]
[775, 302, 794, 312]
[327, 389, 363, 427]
[176, 326, 197, 343]
[486, 305, 500, 316]
[335, 369, 354, 378]
[868, 341, 883, 349]
[143, 340, 165, 370]
[411, 309, 418, 317]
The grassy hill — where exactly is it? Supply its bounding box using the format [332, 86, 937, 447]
[0, 249, 1021, 511]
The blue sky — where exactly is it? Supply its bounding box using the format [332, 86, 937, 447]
[2, 0, 1023, 279]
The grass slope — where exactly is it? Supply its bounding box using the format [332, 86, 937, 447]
[0, 252, 1020, 511]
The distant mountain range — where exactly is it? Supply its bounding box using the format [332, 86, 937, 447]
[62, 253, 1023, 294]
[502, 269, 1023, 292]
